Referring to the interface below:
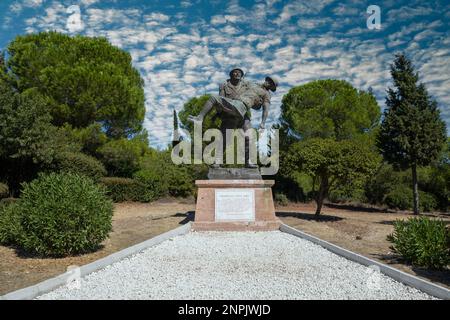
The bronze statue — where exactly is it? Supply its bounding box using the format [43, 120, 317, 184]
[188, 69, 278, 168]
[215, 68, 251, 140]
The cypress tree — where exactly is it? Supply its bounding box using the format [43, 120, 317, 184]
[377, 54, 447, 214]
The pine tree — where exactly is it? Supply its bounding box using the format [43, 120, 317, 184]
[172, 109, 181, 147]
[377, 54, 447, 214]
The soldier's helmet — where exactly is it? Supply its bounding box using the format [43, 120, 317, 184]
[265, 76, 279, 92]
[229, 68, 245, 78]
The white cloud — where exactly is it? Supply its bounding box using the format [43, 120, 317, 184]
[80, 0, 100, 6]
[9, 0, 44, 14]
[332, 4, 359, 16]
[14, 0, 450, 147]
[144, 12, 170, 22]
[275, 0, 334, 24]
[387, 6, 434, 22]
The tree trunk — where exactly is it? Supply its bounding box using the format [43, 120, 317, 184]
[412, 163, 420, 215]
[315, 175, 328, 216]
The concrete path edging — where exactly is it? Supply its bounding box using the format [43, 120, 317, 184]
[280, 223, 450, 300]
[1, 222, 192, 300]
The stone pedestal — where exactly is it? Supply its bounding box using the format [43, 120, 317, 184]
[193, 179, 281, 231]
[207, 167, 262, 180]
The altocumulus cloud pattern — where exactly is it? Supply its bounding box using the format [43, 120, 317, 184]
[0, 0, 449, 148]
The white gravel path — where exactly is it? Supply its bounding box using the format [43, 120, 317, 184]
[38, 231, 435, 300]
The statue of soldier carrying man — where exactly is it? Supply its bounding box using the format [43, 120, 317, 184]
[188, 68, 278, 168]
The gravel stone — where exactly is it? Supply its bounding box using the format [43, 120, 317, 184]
[37, 231, 435, 300]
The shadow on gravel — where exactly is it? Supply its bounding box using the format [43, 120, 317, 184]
[276, 211, 343, 222]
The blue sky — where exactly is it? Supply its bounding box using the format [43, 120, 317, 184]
[0, 0, 449, 148]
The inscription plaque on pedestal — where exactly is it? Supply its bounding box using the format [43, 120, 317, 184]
[215, 189, 255, 221]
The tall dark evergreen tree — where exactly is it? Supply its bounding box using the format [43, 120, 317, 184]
[377, 54, 447, 214]
[172, 109, 181, 147]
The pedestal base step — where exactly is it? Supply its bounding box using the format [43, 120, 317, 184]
[207, 168, 262, 180]
[192, 220, 281, 232]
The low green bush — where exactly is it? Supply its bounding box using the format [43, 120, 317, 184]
[385, 185, 413, 210]
[419, 191, 438, 212]
[133, 169, 169, 202]
[136, 149, 195, 201]
[0, 183, 8, 199]
[0, 197, 17, 208]
[56, 152, 107, 181]
[0, 202, 22, 245]
[275, 193, 289, 206]
[0, 173, 114, 256]
[387, 217, 450, 269]
[384, 186, 438, 212]
[99, 177, 145, 202]
[98, 138, 148, 177]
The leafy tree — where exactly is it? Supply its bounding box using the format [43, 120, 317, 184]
[178, 95, 221, 135]
[4, 31, 145, 138]
[417, 138, 450, 211]
[98, 131, 152, 177]
[53, 151, 107, 181]
[280, 79, 380, 141]
[377, 54, 447, 214]
[0, 79, 75, 194]
[283, 138, 380, 215]
[279, 80, 381, 212]
[63, 123, 108, 157]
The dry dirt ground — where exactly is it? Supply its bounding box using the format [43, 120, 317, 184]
[0, 199, 449, 296]
[0, 199, 195, 295]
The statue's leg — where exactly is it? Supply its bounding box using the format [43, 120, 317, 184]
[243, 118, 257, 168]
[210, 116, 231, 168]
[188, 95, 223, 123]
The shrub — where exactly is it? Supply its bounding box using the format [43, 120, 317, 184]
[0, 183, 8, 198]
[98, 136, 150, 177]
[275, 193, 289, 206]
[99, 177, 144, 202]
[55, 152, 107, 181]
[384, 186, 439, 212]
[364, 164, 404, 205]
[387, 217, 450, 269]
[419, 191, 438, 212]
[0, 197, 17, 208]
[328, 188, 363, 203]
[385, 185, 413, 210]
[0, 202, 22, 245]
[166, 166, 195, 197]
[2, 173, 113, 256]
[137, 150, 195, 200]
[133, 169, 169, 202]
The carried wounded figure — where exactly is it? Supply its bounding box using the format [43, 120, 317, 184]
[188, 70, 278, 168]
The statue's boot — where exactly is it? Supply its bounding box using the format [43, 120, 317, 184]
[246, 162, 258, 169]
